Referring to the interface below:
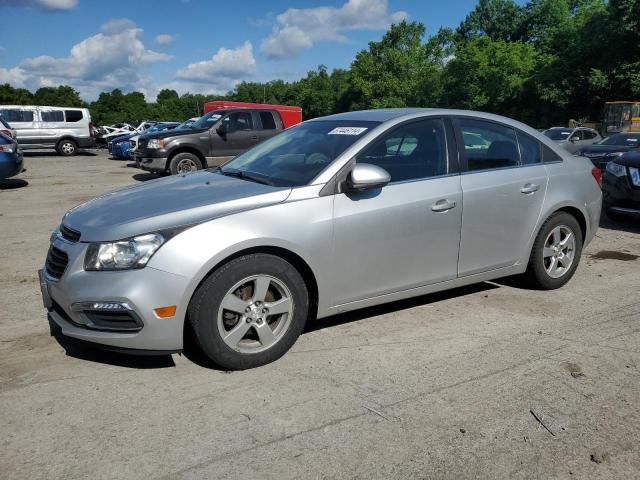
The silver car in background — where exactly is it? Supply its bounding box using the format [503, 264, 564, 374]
[543, 127, 602, 154]
[40, 109, 602, 369]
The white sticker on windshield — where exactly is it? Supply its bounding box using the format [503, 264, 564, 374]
[328, 127, 368, 136]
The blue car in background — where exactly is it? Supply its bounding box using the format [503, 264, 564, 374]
[111, 122, 180, 159]
[0, 132, 23, 180]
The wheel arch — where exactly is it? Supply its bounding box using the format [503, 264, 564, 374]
[56, 136, 78, 148]
[167, 147, 208, 170]
[182, 245, 319, 339]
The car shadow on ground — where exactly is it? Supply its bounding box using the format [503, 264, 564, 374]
[50, 320, 176, 369]
[599, 215, 640, 234]
[304, 282, 499, 334]
[133, 172, 162, 182]
[62, 282, 500, 371]
[0, 178, 29, 190]
[22, 150, 97, 157]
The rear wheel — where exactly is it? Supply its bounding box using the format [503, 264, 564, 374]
[188, 254, 309, 370]
[57, 139, 77, 156]
[524, 212, 583, 289]
[169, 152, 202, 175]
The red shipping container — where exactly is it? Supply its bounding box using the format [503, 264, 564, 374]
[203, 101, 303, 129]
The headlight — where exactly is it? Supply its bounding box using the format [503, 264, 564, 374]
[605, 161, 627, 177]
[84, 233, 164, 271]
[146, 139, 165, 149]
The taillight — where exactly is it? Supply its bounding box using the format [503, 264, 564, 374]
[89, 122, 95, 138]
[591, 167, 602, 189]
[1, 129, 11, 137]
[0, 144, 16, 153]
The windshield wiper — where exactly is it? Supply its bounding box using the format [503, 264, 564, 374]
[218, 167, 275, 186]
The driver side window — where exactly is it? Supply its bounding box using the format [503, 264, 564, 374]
[355, 119, 447, 183]
[223, 112, 254, 132]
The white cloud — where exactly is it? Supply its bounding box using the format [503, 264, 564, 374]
[155, 34, 175, 45]
[0, 0, 78, 11]
[175, 41, 256, 93]
[261, 0, 408, 59]
[1, 18, 172, 99]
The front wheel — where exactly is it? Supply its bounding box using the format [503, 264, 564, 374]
[168, 153, 203, 175]
[188, 254, 309, 370]
[524, 212, 583, 290]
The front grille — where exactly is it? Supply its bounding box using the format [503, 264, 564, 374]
[60, 224, 81, 242]
[45, 245, 69, 279]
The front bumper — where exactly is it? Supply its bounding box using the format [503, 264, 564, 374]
[41, 239, 190, 351]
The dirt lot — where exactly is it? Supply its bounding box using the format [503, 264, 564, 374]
[1, 151, 639, 479]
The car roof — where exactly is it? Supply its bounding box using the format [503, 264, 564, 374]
[309, 108, 545, 136]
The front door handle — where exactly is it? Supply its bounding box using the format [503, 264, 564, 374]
[431, 199, 457, 212]
[250, 135, 259, 141]
[520, 183, 540, 194]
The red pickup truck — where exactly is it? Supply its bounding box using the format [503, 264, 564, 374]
[203, 101, 302, 129]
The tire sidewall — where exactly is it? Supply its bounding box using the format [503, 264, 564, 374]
[529, 213, 583, 289]
[189, 254, 309, 370]
[169, 153, 203, 175]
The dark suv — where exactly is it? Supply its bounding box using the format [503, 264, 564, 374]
[136, 109, 286, 175]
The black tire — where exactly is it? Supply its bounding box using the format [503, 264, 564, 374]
[57, 139, 77, 156]
[524, 212, 583, 290]
[188, 254, 309, 370]
[168, 152, 203, 175]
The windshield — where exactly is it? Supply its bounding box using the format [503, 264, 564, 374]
[190, 112, 223, 130]
[544, 129, 572, 141]
[220, 120, 380, 187]
[598, 133, 640, 146]
[177, 118, 197, 130]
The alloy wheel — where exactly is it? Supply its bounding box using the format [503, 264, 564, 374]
[217, 275, 294, 354]
[542, 225, 576, 279]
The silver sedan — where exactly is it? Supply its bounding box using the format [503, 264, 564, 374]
[41, 109, 603, 369]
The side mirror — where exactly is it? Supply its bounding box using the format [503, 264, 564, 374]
[569, 136, 579, 143]
[347, 163, 391, 191]
[216, 123, 227, 136]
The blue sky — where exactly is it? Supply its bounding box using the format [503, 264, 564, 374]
[1, 0, 488, 100]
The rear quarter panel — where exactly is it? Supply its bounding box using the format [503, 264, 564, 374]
[540, 153, 602, 249]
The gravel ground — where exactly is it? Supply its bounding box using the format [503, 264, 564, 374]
[1, 151, 639, 480]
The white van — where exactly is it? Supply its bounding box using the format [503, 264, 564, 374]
[0, 106, 95, 156]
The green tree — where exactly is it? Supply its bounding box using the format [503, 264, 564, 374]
[348, 21, 443, 109]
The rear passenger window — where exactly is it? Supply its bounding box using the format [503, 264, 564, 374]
[583, 130, 597, 140]
[356, 119, 448, 182]
[516, 132, 541, 165]
[64, 110, 83, 122]
[457, 119, 519, 171]
[41, 110, 64, 122]
[259, 111, 276, 130]
[0, 109, 34, 122]
[542, 145, 562, 163]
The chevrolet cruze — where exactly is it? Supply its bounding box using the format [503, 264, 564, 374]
[40, 109, 602, 369]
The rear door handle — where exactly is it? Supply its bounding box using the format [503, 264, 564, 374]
[520, 183, 540, 194]
[431, 199, 457, 212]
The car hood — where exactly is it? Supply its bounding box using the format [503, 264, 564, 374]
[63, 171, 292, 242]
[141, 127, 207, 141]
[579, 144, 636, 155]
